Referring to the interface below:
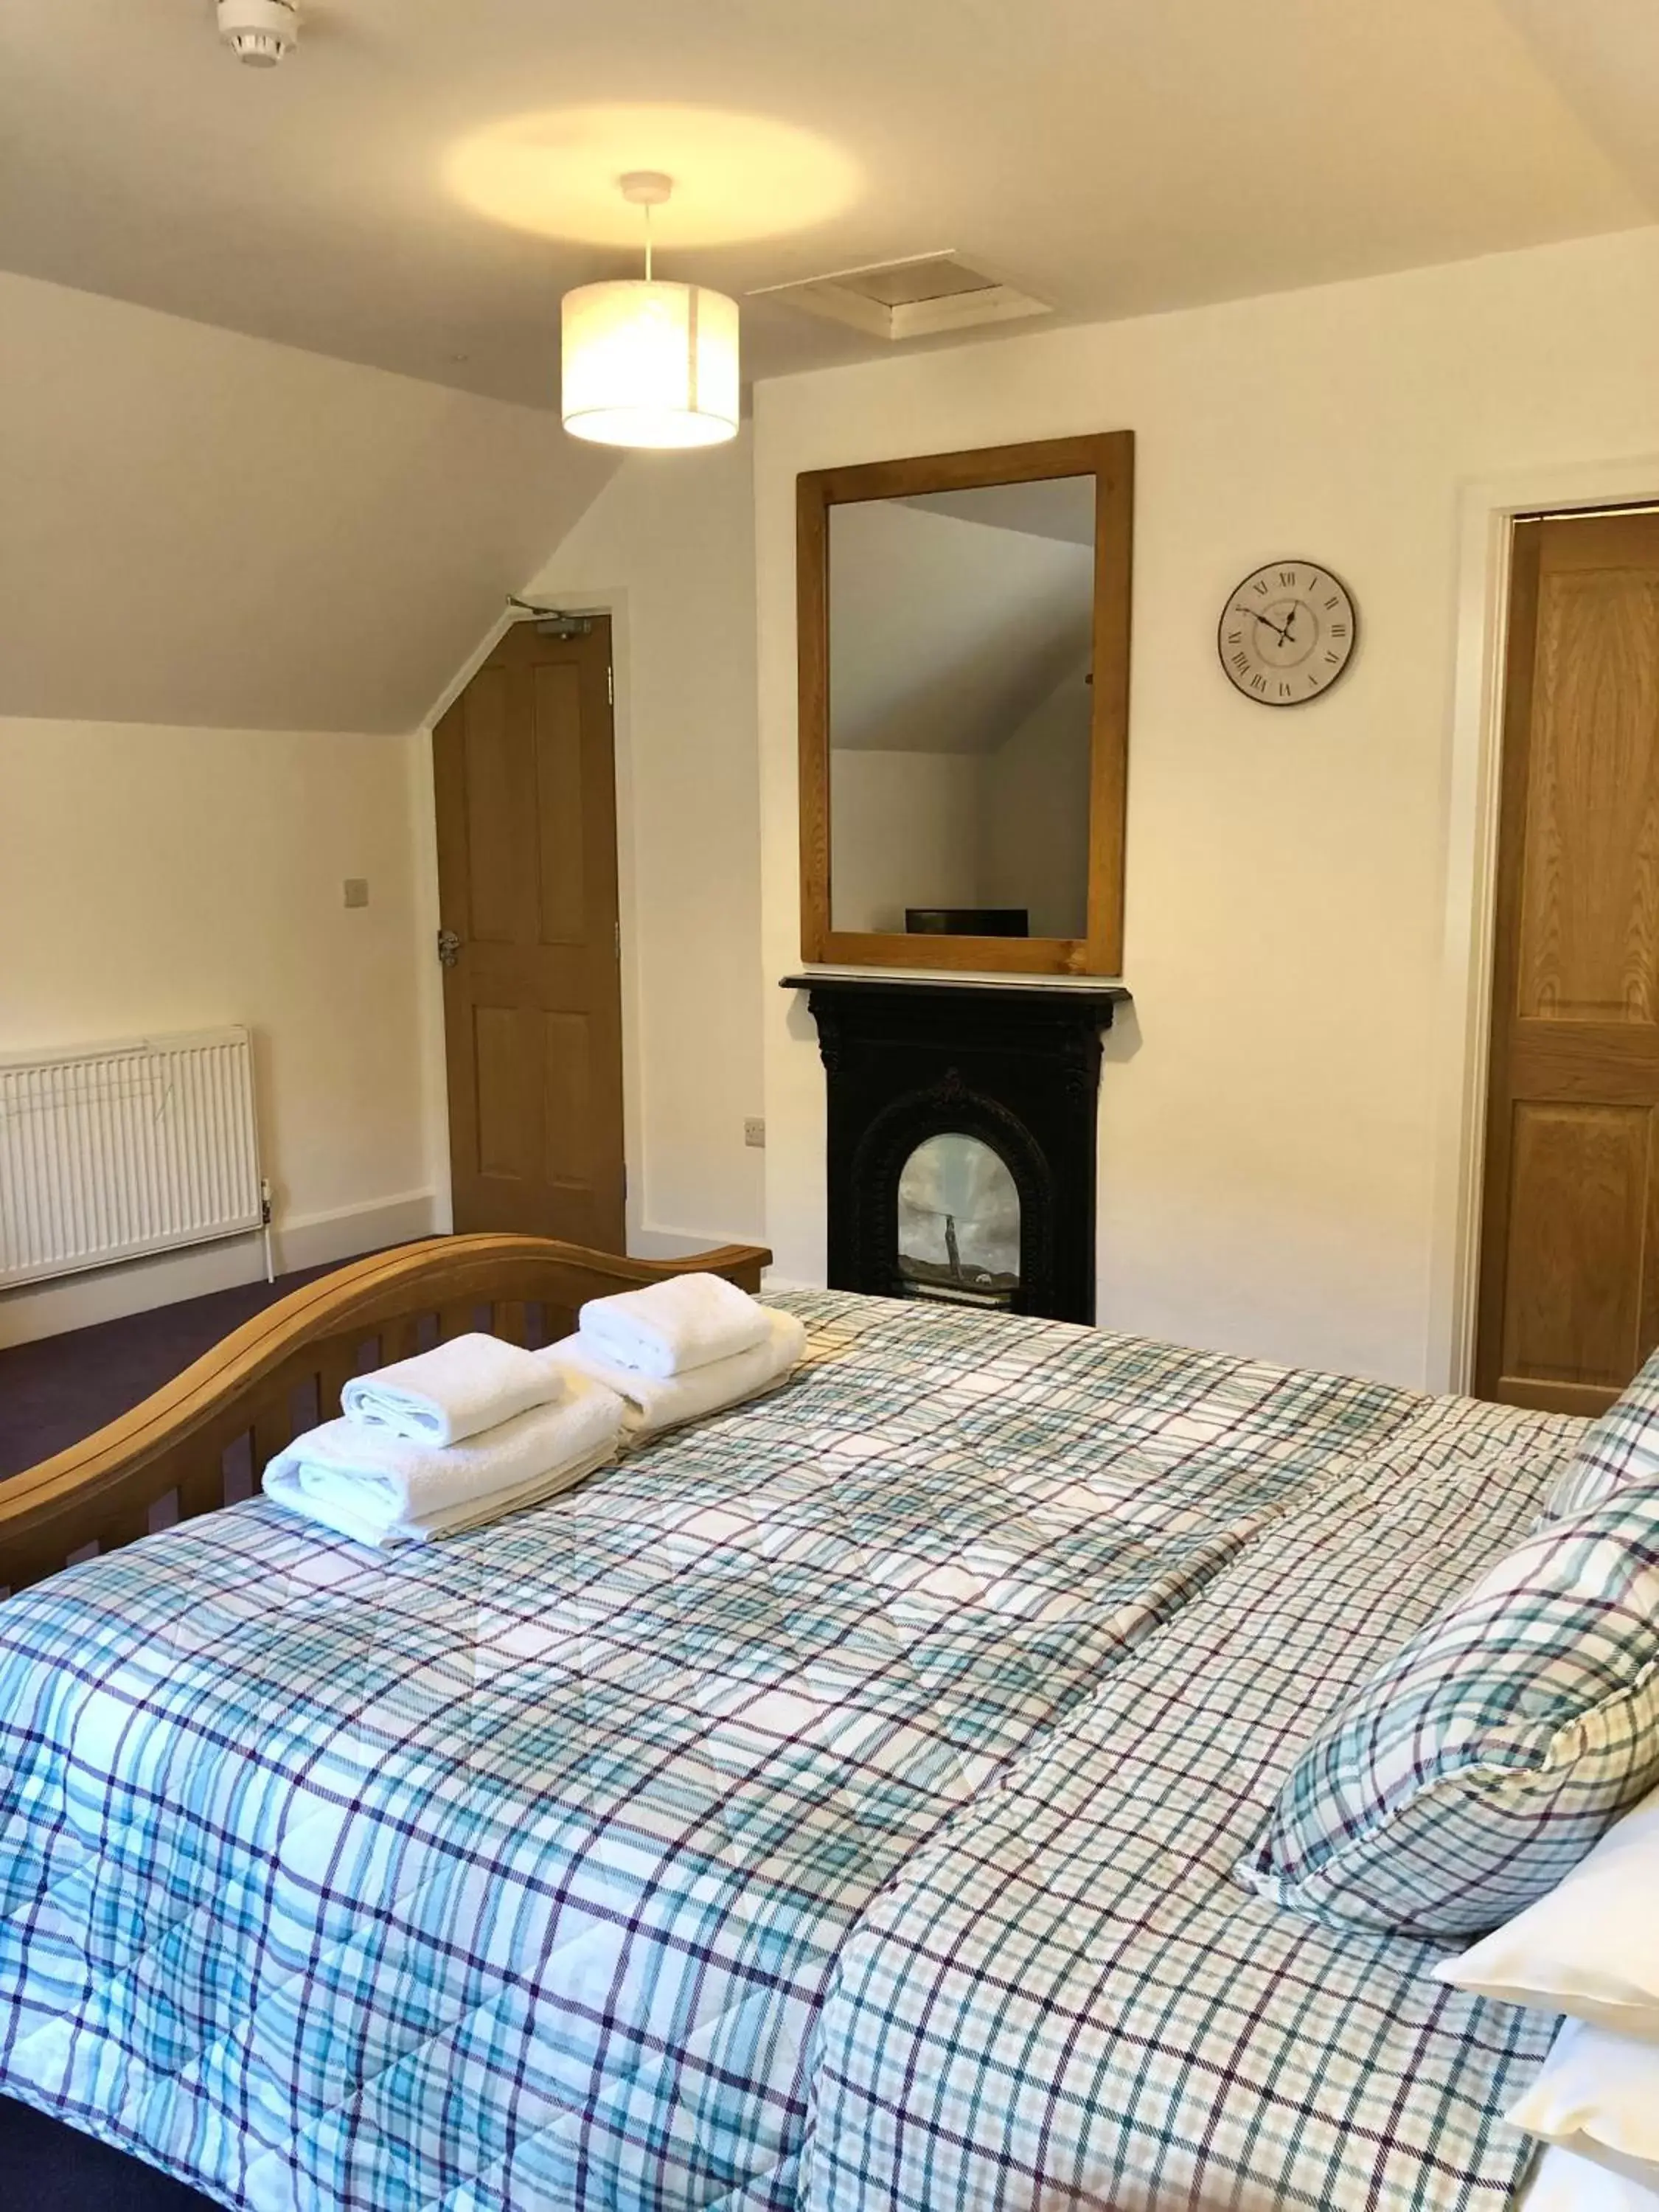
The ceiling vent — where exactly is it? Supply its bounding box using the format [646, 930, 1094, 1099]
[749, 253, 1051, 343]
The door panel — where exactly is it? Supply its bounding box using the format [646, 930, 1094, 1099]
[534, 664, 588, 945]
[542, 1012, 593, 1188]
[473, 1005, 530, 1183]
[1500, 1103, 1649, 1393]
[462, 668, 518, 945]
[1517, 559, 1659, 1023]
[435, 619, 625, 1248]
[1478, 512, 1659, 1411]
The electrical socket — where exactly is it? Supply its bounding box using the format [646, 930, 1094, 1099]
[343, 878, 369, 908]
[743, 1118, 766, 1149]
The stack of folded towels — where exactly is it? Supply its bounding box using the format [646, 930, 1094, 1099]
[543, 1270, 807, 1441]
[262, 1331, 626, 1550]
[260, 1274, 807, 1548]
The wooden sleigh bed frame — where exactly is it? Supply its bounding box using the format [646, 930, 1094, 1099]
[0, 1236, 770, 1599]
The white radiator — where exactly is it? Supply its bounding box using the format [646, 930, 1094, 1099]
[0, 1027, 265, 1290]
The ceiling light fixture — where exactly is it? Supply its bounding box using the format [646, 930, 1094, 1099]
[560, 174, 739, 450]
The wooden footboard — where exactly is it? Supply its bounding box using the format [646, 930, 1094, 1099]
[0, 1235, 770, 1597]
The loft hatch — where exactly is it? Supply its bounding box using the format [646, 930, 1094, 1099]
[750, 252, 1051, 342]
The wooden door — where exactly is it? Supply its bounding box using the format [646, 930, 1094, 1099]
[1477, 511, 1659, 1412]
[434, 617, 625, 1248]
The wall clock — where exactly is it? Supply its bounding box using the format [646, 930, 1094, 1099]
[1218, 560, 1357, 706]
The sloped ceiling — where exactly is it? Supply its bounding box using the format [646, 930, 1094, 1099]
[1497, 0, 1659, 209]
[2, 1, 1656, 406]
[829, 502, 1093, 757]
[0, 268, 615, 731]
[901, 481, 1096, 547]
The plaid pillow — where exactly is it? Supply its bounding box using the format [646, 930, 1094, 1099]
[1542, 1349, 1659, 1521]
[1237, 1488, 1659, 1937]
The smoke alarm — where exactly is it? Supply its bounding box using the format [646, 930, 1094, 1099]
[218, 0, 300, 66]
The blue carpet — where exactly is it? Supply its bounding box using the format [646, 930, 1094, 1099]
[0, 2096, 218, 2211]
[0, 1253, 392, 1481]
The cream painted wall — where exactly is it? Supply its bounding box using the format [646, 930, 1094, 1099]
[978, 665, 1093, 939]
[830, 684, 1091, 936]
[830, 748, 985, 933]
[756, 225, 1659, 1388]
[0, 717, 434, 1343]
[510, 432, 766, 1252]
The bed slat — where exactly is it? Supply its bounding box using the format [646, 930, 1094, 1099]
[493, 1299, 529, 1348]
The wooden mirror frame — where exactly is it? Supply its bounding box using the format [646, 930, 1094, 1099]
[797, 429, 1134, 977]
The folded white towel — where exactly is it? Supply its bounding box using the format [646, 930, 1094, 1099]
[340, 1330, 564, 1447]
[262, 1374, 625, 1549]
[544, 1308, 807, 1441]
[577, 1273, 771, 1380]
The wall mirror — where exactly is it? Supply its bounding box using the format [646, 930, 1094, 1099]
[798, 430, 1133, 975]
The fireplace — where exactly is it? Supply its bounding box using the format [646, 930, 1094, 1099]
[785, 976, 1129, 1325]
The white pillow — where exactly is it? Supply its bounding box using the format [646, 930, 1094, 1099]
[1525, 2145, 1659, 2212]
[1509, 2020, 1659, 2195]
[1433, 1782, 1659, 2035]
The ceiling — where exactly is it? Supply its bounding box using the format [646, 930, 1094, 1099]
[4, 0, 1659, 409]
[0, 265, 611, 732]
[902, 481, 1096, 549]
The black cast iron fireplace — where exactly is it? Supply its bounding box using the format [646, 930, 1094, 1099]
[785, 975, 1129, 1326]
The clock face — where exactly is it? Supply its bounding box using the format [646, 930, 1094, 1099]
[1219, 561, 1357, 706]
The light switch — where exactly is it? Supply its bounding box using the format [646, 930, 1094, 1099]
[744, 1118, 766, 1149]
[343, 879, 369, 908]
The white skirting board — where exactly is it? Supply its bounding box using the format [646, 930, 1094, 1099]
[0, 1191, 439, 1350]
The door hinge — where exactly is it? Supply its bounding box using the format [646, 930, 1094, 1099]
[614, 919, 621, 959]
[622, 1163, 629, 1202]
[437, 927, 462, 969]
[607, 663, 614, 707]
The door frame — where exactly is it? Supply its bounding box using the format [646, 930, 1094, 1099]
[1431, 452, 1659, 1393]
[414, 588, 653, 1251]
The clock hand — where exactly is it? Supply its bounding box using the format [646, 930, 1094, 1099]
[1236, 604, 1291, 644]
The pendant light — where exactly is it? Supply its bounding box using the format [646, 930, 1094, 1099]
[561, 173, 740, 449]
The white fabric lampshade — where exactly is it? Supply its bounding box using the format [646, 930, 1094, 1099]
[561, 279, 740, 449]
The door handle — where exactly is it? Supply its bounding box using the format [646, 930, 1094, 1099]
[437, 928, 462, 969]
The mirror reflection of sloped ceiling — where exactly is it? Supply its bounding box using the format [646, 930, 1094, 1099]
[828, 483, 1095, 757]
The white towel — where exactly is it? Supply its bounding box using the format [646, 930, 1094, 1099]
[577, 1272, 771, 1380]
[544, 1309, 807, 1441]
[340, 1331, 564, 1447]
[262, 1374, 626, 1549]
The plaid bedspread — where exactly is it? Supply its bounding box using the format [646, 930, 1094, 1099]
[804, 1382, 1581, 2212]
[0, 1292, 1554, 2212]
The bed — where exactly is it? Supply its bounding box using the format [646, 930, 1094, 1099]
[0, 1236, 1583, 2211]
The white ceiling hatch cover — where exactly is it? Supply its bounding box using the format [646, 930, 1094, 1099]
[751, 253, 1051, 341]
